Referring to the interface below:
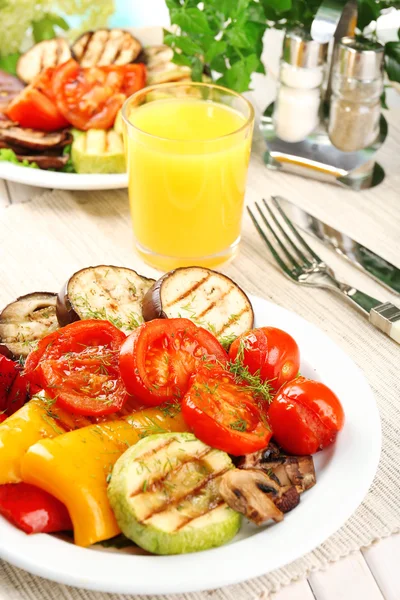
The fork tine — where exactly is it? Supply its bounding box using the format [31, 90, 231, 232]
[255, 202, 301, 270]
[247, 206, 295, 279]
[262, 198, 312, 266]
[271, 196, 322, 262]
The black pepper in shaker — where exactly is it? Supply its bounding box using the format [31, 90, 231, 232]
[328, 37, 385, 153]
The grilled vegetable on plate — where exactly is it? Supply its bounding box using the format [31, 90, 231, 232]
[71, 129, 125, 174]
[72, 29, 142, 67]
[108, 432, 241, 554]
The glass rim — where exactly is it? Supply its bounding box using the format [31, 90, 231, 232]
[121, 81, 255, 143]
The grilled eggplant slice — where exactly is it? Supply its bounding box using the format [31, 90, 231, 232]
[56, 265, 155, 333]
[0, 70, 24, 113]
[16, 39, 71, 84]
[107, 432, 241, 555]
[142, 267, 254, 341]
[0, 293, 58, 359]
[72, 29, 142, 68]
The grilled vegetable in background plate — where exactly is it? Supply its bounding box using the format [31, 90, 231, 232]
[7, 68, 69, 132]
[0, 292, 58, 359]
[72, 29, 142, 68]
[56, 265, 155, 332]
[142, 267, 254, 344]
[71, 129, 125, 174]
[16, 39, 71, 84]
[0, 70, 24, 114]
[107, 432, 241, 555]
[52, 59, 146, 130]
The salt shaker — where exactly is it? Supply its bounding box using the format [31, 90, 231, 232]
[328, 37, 384, 152]
[273, 29, 328, 143]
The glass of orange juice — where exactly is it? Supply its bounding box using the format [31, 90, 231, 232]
[122, 82, 254, 271]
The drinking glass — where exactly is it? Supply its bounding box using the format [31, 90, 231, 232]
[122, 82, 254, 270]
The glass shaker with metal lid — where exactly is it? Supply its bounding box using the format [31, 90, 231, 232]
[273, 29, 328, 143]
[328, 37, 384, 152]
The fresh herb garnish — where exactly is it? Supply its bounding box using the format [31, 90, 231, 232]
[226, 340, 272, 404]
[229, 418, 247, 432]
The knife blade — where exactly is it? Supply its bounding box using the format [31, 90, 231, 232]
[275, 196, 400, 295]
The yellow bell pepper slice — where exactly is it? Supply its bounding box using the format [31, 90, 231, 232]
[0, 395, 91, 484]
[21, 406, 187, 547]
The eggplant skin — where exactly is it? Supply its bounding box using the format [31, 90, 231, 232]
[141, 274, 168, 322]
[56, 281, 80, 328]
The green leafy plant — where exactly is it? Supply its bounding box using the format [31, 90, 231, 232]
[165, 0, 400, 92]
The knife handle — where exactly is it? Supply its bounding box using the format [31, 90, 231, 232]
[338, 284, 400, 343]
[369, 303, 400, 344]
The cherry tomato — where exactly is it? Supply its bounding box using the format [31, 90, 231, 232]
[6, 68, 69, 131]
[182, 368, 272, 455]
[25, 320, 128, 416]
[229, 327, 300, 393]
[119, 318, 228, 406]
[52, 59, 146, 130]
[268, 376, 345, 455]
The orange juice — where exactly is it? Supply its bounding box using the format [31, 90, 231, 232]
[123, 86, 254, 270]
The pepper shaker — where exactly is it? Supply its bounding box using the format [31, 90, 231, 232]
[273, 30, 328, 144]
[328, 37, 385, 152]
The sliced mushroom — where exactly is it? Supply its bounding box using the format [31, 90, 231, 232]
[0, 128, 72, 151]
[14, 154, 69, 170]
[238, 443, 316, 493]
[219, 468, 286, 525]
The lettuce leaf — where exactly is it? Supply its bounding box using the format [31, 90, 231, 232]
[0, 148, 39, 169]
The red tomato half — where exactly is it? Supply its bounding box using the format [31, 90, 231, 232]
[25, 320, 128, 416]
[6, 68, 69, 131]
[52, 59, 146, 130]
[182, 369, 272, 455]
[268, 376, 345, 455]
[229, 327, 300, 393]
[119, 318, 228, 406]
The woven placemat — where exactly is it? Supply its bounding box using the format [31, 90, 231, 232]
[0, 180, 399, 598]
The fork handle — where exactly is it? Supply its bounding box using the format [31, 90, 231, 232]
[339, 284, 400, 343]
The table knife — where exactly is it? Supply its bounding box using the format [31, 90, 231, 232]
[275, 196, 400, 295]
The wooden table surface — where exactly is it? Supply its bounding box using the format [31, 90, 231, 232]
[1, 22, 400, 600]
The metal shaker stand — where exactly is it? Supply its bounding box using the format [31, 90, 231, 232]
[260, 0, 387, 190]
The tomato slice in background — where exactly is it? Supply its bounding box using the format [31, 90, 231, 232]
[25, 320, 128, 416]
[52, 59, 146, 130]
[119, 318, 228, 406]
[229, 326, 300, 393]
[6, 68, 69, 131]
[182, 369, 272, 455]
[268, 376, 345, 455]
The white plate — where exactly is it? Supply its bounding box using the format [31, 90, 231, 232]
[0, 294, 381, 595]
[0, 163, 128, 190]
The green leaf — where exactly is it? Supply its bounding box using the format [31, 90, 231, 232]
[0, 149, 39, 169]
[190, 56, 204, 82]
[171, 8, 212, 35]
[357, 0, 380, 31]
[205, 40, 228, 64]
[171, 50, 193, 67]
[164, 33, 203, 56]
[210, 54, 227, 73]
[0, 52, 20, 75]
[32, 13, 69, 43]
[261, 0, 292, 14]
[385, 41, 400, 83]
[380, 90, 388, 110]
[217, 53, 260, 92]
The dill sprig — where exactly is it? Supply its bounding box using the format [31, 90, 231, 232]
[226, 340, 273, 404]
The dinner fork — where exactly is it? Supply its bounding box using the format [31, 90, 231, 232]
[248, 197, 400, 343]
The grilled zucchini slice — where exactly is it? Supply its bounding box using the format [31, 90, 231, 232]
[107, 432, 241, 555]
[16, 39, 71, 84]
[71, 129, 126, 174]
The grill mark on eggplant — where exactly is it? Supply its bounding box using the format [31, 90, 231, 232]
[176, 500, 227, 531]
[130, 446, 212, 498]
[142, 466, 230, 525]
[78, 32, 92, 61]
[215, 306, 251, 336]
[163, 274, 211, 308]
[194, 285, 235, 321]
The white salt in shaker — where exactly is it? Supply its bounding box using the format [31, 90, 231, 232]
[273, 30, 328, 143]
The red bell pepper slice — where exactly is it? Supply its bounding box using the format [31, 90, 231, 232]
[0, 483, 72, 534]
[0, 355, 18, 412]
